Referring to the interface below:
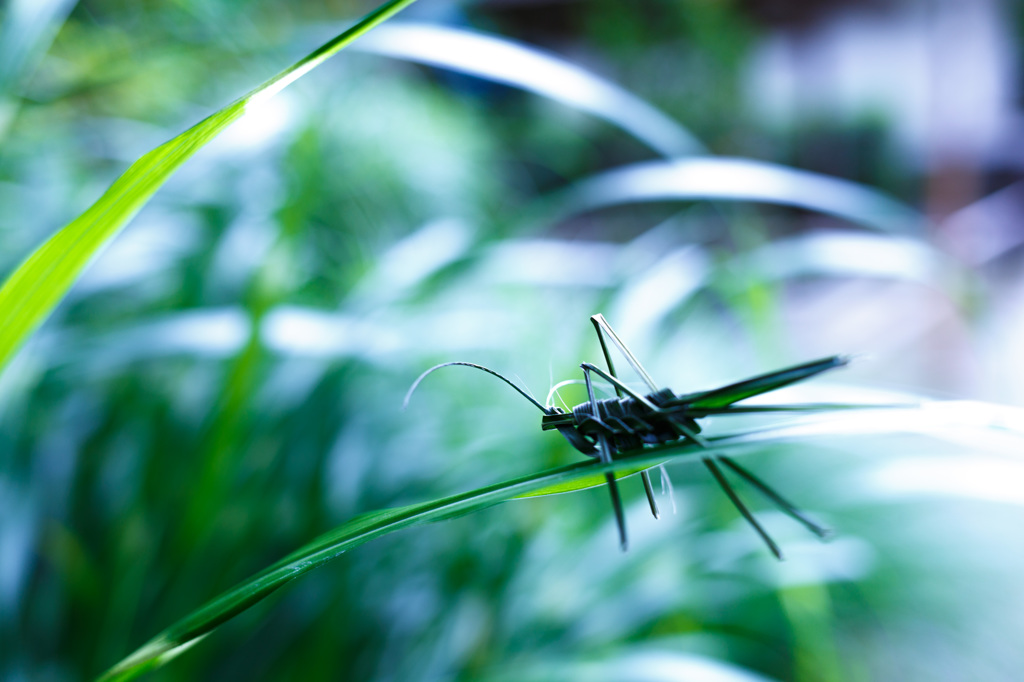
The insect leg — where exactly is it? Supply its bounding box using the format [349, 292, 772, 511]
[640, 472, 659, 519]
[667, 417, 711, 448]
[717, 456, 831, 539]
[702, 457, 783, 560]
[590, 315, 660, 519]
[583, 363, 628, 551]
[580, 363, 667, 414]
[599, 435, 629, 552]
[590, 314, 659, 392]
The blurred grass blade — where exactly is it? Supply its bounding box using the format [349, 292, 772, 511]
[352, 22, 704, 157]
[482, 649, 779, 682]
[0, 0, 421, 376]
[97, 400, 1024, 681]
[740, 229, 951, 284]
[0, 0, 77, 120]
[683, 356, 850, 409]
[547, 157, 922, 233]
[0, 0, 71, 87]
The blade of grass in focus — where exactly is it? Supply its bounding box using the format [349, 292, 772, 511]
[0, 0, 422, 375]
[94, 427, 760, 681]
[97, 401, 1024, 681]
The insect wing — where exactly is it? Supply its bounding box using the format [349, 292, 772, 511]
[682, 356, 848, 409]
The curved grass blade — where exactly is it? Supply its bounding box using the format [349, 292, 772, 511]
[524, 402, 907, 498]
[100, 434, 740, 680]
[0, 0, 77, 139]
[741, 229, 953, 284]
[516, 463, 656, 497]
[352, 22, 703, 157]
[95, 456, 633, 681]
[546, 157, 922, 234]
[97, 401, 1024, 681]
[524, 401, 909, 497]
[0, 0, 421, 375]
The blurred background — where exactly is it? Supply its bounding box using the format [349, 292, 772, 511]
[3, 0, 1024, 680]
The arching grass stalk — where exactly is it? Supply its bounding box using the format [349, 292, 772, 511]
[94, 428, 759, 681]
[96, 400, 1024, 681]
[0, 0, 421, 375]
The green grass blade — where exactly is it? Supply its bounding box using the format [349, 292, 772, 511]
[94, 457, 617, 681]
[516, 463, 654, 497]
[96, 401, 1024, 681]
[100, 441, 717, 681]
[0, 0, 421, 375]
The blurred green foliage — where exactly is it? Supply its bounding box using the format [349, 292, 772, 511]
[4, 1, 1024, 681]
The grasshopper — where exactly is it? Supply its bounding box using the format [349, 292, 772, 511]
[408, 314, 844, 555]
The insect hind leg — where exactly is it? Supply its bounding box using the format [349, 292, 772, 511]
[718, 456, 831, 539]
[702, 456, 784, 560]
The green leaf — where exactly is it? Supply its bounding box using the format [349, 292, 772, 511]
[0, 0, 422, 375]
[545, 159, 921, 234]
[96, 401, 1024, 681]
[97, 441, 709, 681]
[515, 463, 656, 497]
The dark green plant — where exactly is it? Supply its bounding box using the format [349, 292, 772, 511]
[4, 2, 1023, 682]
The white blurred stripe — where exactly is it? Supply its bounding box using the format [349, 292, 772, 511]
[864, 457, 1024, 506]
[742, 229, 945, 283]
[353, 22, 703, 157]
[557, 157, 920, 233]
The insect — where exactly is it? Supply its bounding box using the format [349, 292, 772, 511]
[406, 314, 846, 556]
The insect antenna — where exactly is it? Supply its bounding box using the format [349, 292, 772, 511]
[404, 361, 551, 414]
[702, 456, 784, 560]
[717, 456, 831, 539]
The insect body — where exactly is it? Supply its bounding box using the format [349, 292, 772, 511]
[543, 384, 700, 449]
[407, 314, 846, 556]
